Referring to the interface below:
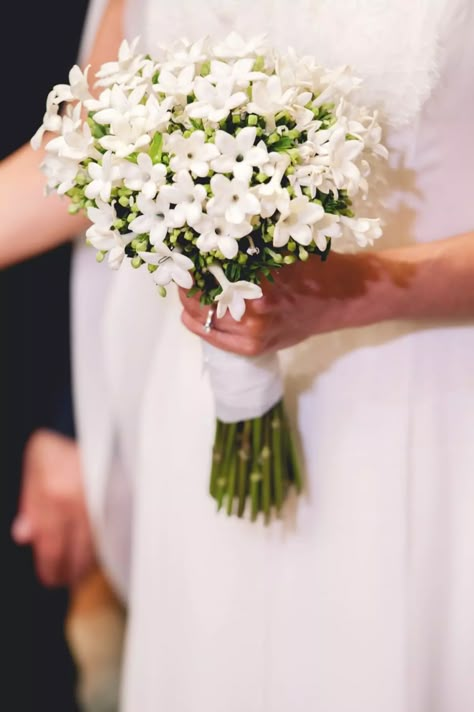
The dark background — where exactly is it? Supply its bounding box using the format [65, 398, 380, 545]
[1, 2, 90, 709]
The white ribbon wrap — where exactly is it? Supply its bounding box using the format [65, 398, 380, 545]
[202, 342, 284, 424]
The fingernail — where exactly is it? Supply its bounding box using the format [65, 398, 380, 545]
[11, 516, 32, 543]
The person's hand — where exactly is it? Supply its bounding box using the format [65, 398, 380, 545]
[11, 429, 96, 588]
[179, 250, 398, 356]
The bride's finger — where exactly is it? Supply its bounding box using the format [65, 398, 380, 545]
[181, 310, 261, 356]
[177, 288, 203, 315]
[178, 287, 267, 336]
[178, 291, 239, 334]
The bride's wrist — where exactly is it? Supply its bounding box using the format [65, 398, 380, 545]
[352, 241, 447, 327]
[307, 233, 474, 335]
[314, 247, 425, 332]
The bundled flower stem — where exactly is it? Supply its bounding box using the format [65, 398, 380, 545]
[31, 32, 387, 523]
[210, 400, 302, 521]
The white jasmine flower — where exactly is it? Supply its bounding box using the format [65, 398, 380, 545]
[208, 264, 262, 321]
[354, 111, 389, 161]
[85, 152, 122, 202]
[51, 64, 92, 104]
[91, 230, 133, 269]
[40, 153, 79, 195]
[188, 78, 247, 123]
[314, 126, 364, 195]
[260, 151, 290, 179]
[166, 171, 207, 225]
[312, 213, 342, 251]
[131, 58, 159, 91]
[293, 88, 314, 109]
[46, 120, 96, 162]
[273, 196, 325, 247]
[256, 179, 291, 219]
[129, 191, 185, 244]
[154, 65, 195, 100]
[212, 32, 268, 60]
[292, 101, 317, 131]
[211, 127, 268, 182]
[331, 105, 388, 181]
[340, 216, 382, 247]
[297, 139, 321, 162]
[83, 87, 112, 114]
[42, 104, 82, 157]
[122, 153, 167, 199]
[93, 84, 147, 126]
[292, 162, 326, 197]
[304, 124, 332, 153]
[106, 235, 134, 270]
[206, 58, 266, 89]
[99, 116, 151, 157]
[334, 101, 368, 140]
[252, 156, 291, 218]
[138, 244, 194, 288]
[207, 175, 260, 224]
[89, 225, 117, 253]
[313, 65, 362, 107]
[248, 76, 295, 122]
[142, 95, 173, 132]
[194, 215, 252, 259]
[86, 200, 132, 268]
[86, 199, 116, 233]
[276, 49, 321, 90]
[160, 37, 209, 72]
[167, 130, 219, 178]
[95, 38, 146, 88]
[30, 92, 64, 150]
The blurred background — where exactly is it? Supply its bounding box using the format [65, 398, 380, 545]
[0, 2, 94, 709]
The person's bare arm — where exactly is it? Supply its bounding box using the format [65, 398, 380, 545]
[0, 0, 125, 269]
[179, 230, 474, 356]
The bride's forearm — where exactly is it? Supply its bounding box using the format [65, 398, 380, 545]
[344, 232, 474, 329]
[0, 143, 89, 268]
[0, 0, 125, 270]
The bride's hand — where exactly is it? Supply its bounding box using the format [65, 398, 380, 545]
[179, 250, 398, 355]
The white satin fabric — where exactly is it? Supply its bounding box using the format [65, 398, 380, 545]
[202, 343, 283, 422]
[71, 1, 474, 710]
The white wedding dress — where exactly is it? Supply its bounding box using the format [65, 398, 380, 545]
[72, 1, 474, 710]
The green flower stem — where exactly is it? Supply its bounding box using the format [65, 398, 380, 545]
[219, 422, 237, 511]
[216, 475, 226, 511]
[252, 414, 262, 457]
[250, 473, 261, 522]
[208, 400, 303, 522]
[226, 455, 237, 516]
[210, 419, 224, 496]
[261, 418, 271, 522]
[237, 419, 251, 517]
[283, 410, 303, 493]
[271, 403, 284, 512]
[250, 416, 263, 521]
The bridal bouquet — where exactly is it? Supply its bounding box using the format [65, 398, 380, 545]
[32, 33, 387, 522]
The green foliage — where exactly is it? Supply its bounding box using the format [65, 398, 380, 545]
[87, 113, 107, 139]
[150, 132, 163, 163]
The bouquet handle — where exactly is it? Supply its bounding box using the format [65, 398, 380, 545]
[202, 342, 302, 521]
[202, 342, 283, 423]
